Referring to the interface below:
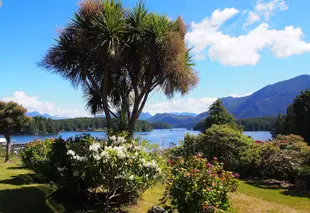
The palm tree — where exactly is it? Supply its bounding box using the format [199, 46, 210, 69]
[40, 0, 198, 136]
[0, 101, 29, 162]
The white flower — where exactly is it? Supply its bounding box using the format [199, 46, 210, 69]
[117, 137, 126, 144]
[67, 150, 75, 156]
[80, 157, 87, 161]
[156, 168, 162, 173]
[140, 158, 146, 165]
[93, 154, 101, 161]
[151, 160, 157, 168]
[73, 171, 80, 177]
[89, 143, 101, 152]
[117, 151, 126, 159]
[57, 167, 68, 172]
[128, 175, 134, 180]
[100, 151, 108, 157]
[145, 162, 152, 168]
[110, 135, 117, 141]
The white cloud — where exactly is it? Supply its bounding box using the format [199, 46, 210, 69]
[1, 91, 90, 118]
[244, 11, 260, 28]
[186, 1, 310, 66]
[144, 97, 218, 114]
[230, 91, 254, 98]
[255, 0, 288, 21]
[244, 0, 288, 28]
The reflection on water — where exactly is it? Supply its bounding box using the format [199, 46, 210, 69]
[1, 129, 272, 148]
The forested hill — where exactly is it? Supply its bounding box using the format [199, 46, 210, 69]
[17, 117, 153, 135]
[221, 75, 310, 118]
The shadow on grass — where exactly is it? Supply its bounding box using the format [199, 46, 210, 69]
[245, 179, 310, 199]
[281, 189, 310, 199]
[50, 189, 105, 213]
[0, 174, 33, 186]
[0, 186, 54, 213]
[7, 166, 26, 170]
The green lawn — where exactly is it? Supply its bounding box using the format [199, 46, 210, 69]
[125, 182, 310, 213]
[0, 157, 59, 213]
[0, 158, 309, 213]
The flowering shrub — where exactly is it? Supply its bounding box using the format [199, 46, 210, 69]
[161, 155, 238, 213]
[57, 134, 164, 211]
[257, 135, 310, 180]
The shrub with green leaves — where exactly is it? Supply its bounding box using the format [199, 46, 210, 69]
[57, 134, 164, 211]
[200, 125, 255, 172]
[21, 139, 55, 177]
[161, 155, 238, 213]
[22, 134, 165, 211]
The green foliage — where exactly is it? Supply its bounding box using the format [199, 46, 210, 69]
[0, 101, 30, 161]
[193, 120, 204, 131]
[0, 101, 29, 136]
[134, 120, 153, 132]
[21, 139, 54, 173]
[273, 89, 310, 144]
[201, 125, 255, 172]
[18, 116, 152, 134]
[40, 0, 198, 135]
[21, 134, 164, 212]
[258, 135, 310, 180]
[237, 116, 277, 131]
[150, 122, 172, 129]
[202, 99, 242, 132]
[161, 155, 238, 213]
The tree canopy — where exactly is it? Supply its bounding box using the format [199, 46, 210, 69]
[19, 116, 153, 135]
[0, 101, 29, 161]
[272, 89, 310, 144]
[40, 0, 198, 135]
[204, 99, 240, 132]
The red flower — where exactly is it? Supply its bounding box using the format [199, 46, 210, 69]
[167, 159, 172, 165]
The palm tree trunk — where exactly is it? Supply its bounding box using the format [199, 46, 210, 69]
[128, 120, 135, 137]
[4, 135, 11, 162]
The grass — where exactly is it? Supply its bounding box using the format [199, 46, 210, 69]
[0, 157, 309, 213]
[125, 181, 310, 213]
[0, 157, 59, 213]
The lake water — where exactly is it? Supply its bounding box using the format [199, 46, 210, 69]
[0, 129, 272, 147]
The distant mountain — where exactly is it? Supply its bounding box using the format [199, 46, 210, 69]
[26, 111, 53, 119]
[170, 112, 197, 117]
[26, 111, 67, 120]
[220, 75, 310, 118]
[147, 75, 310, 128]
[147, 113, 195, 126]
[139, 112, 153, 120]
[195, 112, 209, 120]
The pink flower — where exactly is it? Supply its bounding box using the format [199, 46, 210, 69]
[213, 157, 218, 161]
[207, 163, 213, 168]
[233, 173, 240, 178]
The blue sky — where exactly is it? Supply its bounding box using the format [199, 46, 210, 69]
[0, 0, 310, 116]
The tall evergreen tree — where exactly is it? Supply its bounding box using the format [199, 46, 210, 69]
[273, 89, 310, 144]
[204, 99, 239, 131]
